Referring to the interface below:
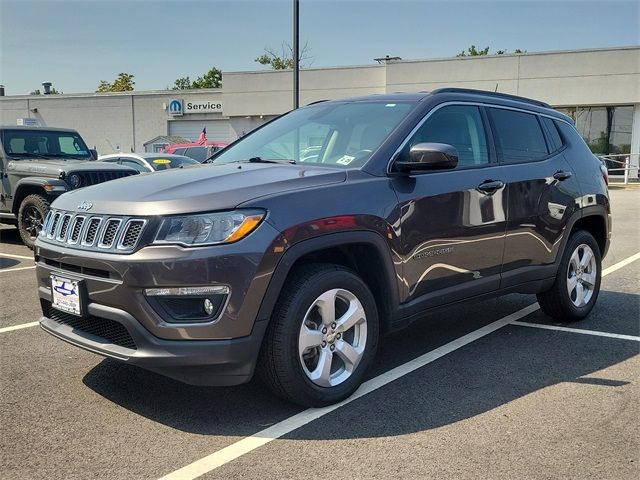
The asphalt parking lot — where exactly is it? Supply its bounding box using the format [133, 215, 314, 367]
[1, 188, 638, 480]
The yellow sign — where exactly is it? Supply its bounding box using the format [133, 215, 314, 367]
[153, 159, 172, 165]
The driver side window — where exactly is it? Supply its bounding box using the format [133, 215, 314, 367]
[404, 105, 489, 168]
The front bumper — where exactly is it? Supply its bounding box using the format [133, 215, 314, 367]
[40, 299, 268, 386]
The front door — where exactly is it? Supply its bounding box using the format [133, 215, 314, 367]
[391, 104, 507, 310]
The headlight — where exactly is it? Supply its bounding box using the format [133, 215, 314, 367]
[153, 210, 265, 246]
[67, 173, 82, 188]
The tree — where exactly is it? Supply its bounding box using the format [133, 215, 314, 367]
[255, 41, 312, 70]
[457, 46, 526, 57]
[172, 76, 192, 90]
[96, 72, 135, 92]
[171, 67, 222, 90]
[191, 67, 222, 88]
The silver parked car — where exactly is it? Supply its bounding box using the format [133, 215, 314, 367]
[99, 153, 199, 173]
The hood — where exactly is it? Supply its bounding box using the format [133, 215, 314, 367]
[7, 158, 136, 176]
[51, 162, 346, 216]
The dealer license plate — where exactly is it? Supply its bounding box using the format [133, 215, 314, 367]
[51, 275, 82, 316]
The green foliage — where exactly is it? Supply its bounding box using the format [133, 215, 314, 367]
[191, 67, 222, 89]
[171, 67, 222, 90]
[172, 76, 192, 90]
[96, 73, 135, 92]
[457, 46, 526, 57]
[255, 42, 312, 70]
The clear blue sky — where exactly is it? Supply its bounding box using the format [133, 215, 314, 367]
[1, 0, 638, 95]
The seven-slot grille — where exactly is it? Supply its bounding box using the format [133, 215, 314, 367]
[42, 210, 147, 253]
[70, 171, 136, 188]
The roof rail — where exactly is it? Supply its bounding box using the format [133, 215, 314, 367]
[431, 88, 551, 108]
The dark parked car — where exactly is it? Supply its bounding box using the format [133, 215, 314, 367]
[0, 126, 138, 247]
[35, 89, 610, 407]
[99, 153, 199, 173]
[163, 142, 228, 162]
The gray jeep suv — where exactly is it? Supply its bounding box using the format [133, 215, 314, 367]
[0, 126, 137, 247]
[35, 89, 610, 407]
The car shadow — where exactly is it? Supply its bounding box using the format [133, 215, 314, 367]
[0, 226, 23, 246]
[0, 258, 20, 269]
[82, 291, 639, 439]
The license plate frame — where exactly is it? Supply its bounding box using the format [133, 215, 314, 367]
[50, 275, 83, 316]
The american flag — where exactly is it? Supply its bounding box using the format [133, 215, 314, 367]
[197, 127, 207, 145]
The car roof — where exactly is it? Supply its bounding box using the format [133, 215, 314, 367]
[308, 88, 570, 122]
[99, 153, 193, 160]
[0, 126, 81, 133]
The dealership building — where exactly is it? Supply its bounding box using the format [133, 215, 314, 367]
[1, 46, 638, 176]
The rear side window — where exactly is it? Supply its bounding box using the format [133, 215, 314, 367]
[489, 108, 549, 162]
[541, 117, 563, 152]
[173, 148, 186, 155]
[185, 147, 207, 162]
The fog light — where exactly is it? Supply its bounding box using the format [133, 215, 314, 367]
[203, 298, 214, 315]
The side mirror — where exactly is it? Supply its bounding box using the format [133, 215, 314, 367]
[90, 149, 98, 160]
[395, 142, 458, 173]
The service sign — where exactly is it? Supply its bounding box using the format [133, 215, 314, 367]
[184, 100, 223, 113]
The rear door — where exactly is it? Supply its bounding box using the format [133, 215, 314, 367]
[391, 104, 508, 308]
[487, 107, 581, 286]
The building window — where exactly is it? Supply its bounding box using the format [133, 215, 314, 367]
[556, 106, 633, 155]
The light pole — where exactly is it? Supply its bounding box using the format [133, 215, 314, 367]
[293, 0, 299, 109]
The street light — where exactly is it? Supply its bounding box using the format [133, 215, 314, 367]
[293, 0, 299, 109]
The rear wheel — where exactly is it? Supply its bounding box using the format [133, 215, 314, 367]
[258, 263, 379, 407]
[537, 230, 601, 321]
[17, 194, 50, 249]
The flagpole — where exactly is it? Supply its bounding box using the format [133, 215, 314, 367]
[293, 0, 299, 109]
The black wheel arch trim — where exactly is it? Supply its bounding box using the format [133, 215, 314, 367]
[255, 230, 401, 329]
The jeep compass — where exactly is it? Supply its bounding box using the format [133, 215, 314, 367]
[35, 88, 610, 407]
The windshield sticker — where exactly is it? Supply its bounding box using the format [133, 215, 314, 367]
[385, 103, 397, 107]
[336, 155, 355, 165]
[153, 159, 172, 164]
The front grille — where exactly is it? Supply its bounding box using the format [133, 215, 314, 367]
[69, 170, 137, 189]
[44, 301, 137, 350]
[40, 210, 147, 253]
[99, 219, 121, 248]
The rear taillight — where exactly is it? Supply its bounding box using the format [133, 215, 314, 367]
[600, 163, 609, 185]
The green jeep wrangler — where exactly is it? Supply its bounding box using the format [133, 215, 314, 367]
[0, 126, 137, 248]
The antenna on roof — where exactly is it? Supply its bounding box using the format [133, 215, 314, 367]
[494, 83, 499, 92]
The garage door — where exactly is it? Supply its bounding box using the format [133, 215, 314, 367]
[169, 120, 234, 142]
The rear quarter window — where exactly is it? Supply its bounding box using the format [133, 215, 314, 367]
[541, 117, 563, 152]
[489, 108, 549, 163]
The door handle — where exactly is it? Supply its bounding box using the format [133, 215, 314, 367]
[477, 180, 505, 193]
[553, 170, 572, 181]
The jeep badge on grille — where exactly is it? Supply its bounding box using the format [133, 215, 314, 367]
[77, 201, 93, 211]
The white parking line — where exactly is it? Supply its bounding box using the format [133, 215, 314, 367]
[0, 265, 36, 273]
[158, 250, 640, 480]
[512, 321, 640, 342]
[0, 322, 40, 334]
[0, 252, 34, 260]
[158, 303, 540, 480]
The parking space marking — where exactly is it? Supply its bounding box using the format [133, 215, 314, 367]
[0, 322, 40, 334]
[158, 250, 640, 480]
[0, 252, 34, 260]
[602, 251, 640, 276]
[158, 303, 541, 480]
[0, 265, 36, 273]
[511, 321, 640, 342]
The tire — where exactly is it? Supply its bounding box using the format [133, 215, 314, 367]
[536, 230, 602, 321]
[258, 263, 379, 407]
[17, 194, 50, 249]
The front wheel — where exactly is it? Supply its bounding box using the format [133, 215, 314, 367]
[537, 230, 602, 321]
[17, 194, 50, 249]
[258, 263, 379, 407]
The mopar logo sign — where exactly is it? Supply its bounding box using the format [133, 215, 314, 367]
[168, 99, 183, 116]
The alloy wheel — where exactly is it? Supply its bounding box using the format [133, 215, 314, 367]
[566, 243, 597, 307]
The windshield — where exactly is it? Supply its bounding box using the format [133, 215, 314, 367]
[1, 129, 92, 160]
[147, 155, 199, 170]
[212, 101, 416, 168]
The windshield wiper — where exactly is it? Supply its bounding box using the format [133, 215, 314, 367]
[243, 157, 296, 164]
[8, 152, 53, 160]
